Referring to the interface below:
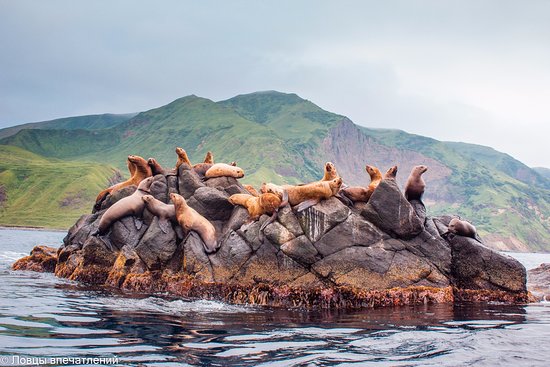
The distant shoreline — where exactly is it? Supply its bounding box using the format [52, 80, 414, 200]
[0, 226, 66, 233]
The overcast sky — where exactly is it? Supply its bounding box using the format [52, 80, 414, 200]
[1, 1, 549, 167]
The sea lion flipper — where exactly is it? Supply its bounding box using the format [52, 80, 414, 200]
[280, 190, 289, 208]
[158, 218, 170, 234]
[336, 192, 353, 207]
[295, 198, 320, 212]
[260, 210, 278, 232]
[134, 217, 143, 230]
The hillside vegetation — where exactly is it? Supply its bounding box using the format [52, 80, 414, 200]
[0, 91, 548, 251]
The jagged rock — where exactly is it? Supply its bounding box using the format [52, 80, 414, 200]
[167, 176, 178, 195]
[205, 177, 247, 195]
[264, 221, 295, 246]
[313, 213, 387, 257]
[280, 235, 319, 265]
[362, 179, 423, 239]
[528, 263, 550, 301]
[178, 166, 204, 199]
[188, 186, 233, 221]
[81, 236, 117, 266]
[407, 229, 452, 276]
[64, 213, 100, 250]
[135, 217, 177, 270]
[450, 236, 526, 292]
[224, 206, 249, 232]
[150, 174, 168, 203]
[109, 216, 149, 250]
[409, 199, 427, 224]
[12, 245, 57, 272]
[182, 232, 214, 282]
[237, 215, 269, 251]
[277, 206, 304, 237]
[297, 197, 349, 242]
[209, 230, 252, 282]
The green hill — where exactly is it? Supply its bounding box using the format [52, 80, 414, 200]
[1, 91, 548, 252]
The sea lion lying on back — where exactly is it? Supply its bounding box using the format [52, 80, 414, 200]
[263, 177, 343, 212]
[404, 165, 428, 202]
[95, 155, 152, 210]
[93, 176, 154, 235]
[340, 165, 382, 203]
[170, 193, 219, 254]
[205, 163, 244, 179]
[447, 218, 477, 239]
[228, 193, 282, 231]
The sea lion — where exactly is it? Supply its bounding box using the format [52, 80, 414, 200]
[228, 192, 282, 225]
[93, 176, 154, 235]
[265, 177, 343, 212]
[203, 151, 214, 164]
[447, 218, 477, 239]
[384, 165, 398, 180]
[404, 165, 428, 201]
[175, 147, 192, 169]
[205, 163, 245, 179]
[340, 165, 382, 203]
[148, 157, 177, 176]
[321, 162, 339, 181]
[142, 195, 177, 233]
[95, 155, 152, 209]
[170, 193, 219, 254]
[244, 184, 260, 197]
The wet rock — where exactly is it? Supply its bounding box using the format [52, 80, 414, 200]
[280, 235, 319, 265]
[361, 179, 423, 239]
[450, 236, 526, 293]
[135, 217, 177, 270]
[297, 197, 350, 242]
[313, 213, 387, 257]
[12, 245, 58, 272]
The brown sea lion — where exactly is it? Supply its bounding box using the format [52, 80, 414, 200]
[175, 147, 192, 169]
[205, 163, 244, 179]
[321, 162, 339, 181]
[265, 177, 343, 212]
[404, 165, 428, 201]
[148, 157, 177, 176]
[447, 218, 477, 239]
[95, 155, 152, 209]
[203, 151, 214, 164]
[244, 184, 260, 197]
[383, 165, 398, 180]
[340, 165, 382, 203]
[142, 195, 176, 233]
[93, 176, 155, 235]
[228, 192, 282, 225]
[170, 193, 219, 254]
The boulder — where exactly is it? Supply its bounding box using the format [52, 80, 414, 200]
[188, 186, 233, 221]
[296, 197, 349, 242]
[178, 166, 204, 199]
[362, 179, 423, 239]
[528, 263, 550, 301]
[149, 174, 168, 203]
[135, 217, 177, 270]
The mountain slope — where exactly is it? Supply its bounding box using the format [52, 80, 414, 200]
[0, 91, 548, 251]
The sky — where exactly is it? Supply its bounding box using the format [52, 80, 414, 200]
[1, 1, 549, 167]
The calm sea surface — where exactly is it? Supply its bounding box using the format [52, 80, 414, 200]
[1, 228, 550, 367]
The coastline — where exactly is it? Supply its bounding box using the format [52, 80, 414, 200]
[0, 225, 67, 233]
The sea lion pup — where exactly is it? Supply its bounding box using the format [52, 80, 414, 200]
[175, 147, 192, 169]
[93, 177, 154, 236]
[205, 163, 245, 179]
[383, 165, 398, 180]
[228, 192, 282, 229]
[340, 165, 382, 204]
[148, 157, 177, 176]
[447, 217, 477, 239]
[404, 165, 428, 202]
[265, 177, 343, 212]
[244, 184, 260, 197]
[170, 193, 219, 254]
[141, 195, 176, 233]
[94, 155, 152, 209]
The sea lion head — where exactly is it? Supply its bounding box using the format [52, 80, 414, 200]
[141, 194, 155, 205]
[414, 165, 428, 175]
[325, 162, 334, 172]
[147, 157, 159, 167]
[259, 193, 282, 213]
[366, 165, 381, 179]
[204, 151, 214, 164]
[128, 155, 146, 164]
[170, 192, 185, 206]
[138, 177, 154, 192]
[230, 161, 237, 166]
[448, 218, 459, 233]
[330, 177, 343, 194]
[231, 165, 245, 178]
[385, 165, 398, 179]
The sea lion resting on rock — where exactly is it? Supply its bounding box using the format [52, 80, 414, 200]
[244, 184, 260, 197]
[447, 218, 477, 239]
[175, 147, 192, 169]
[228, 193, 282, 230]
[93, 176, 154, 235]
[205, 163, 244, 179]
[95, 155, 152, 209]
[340, 165, 382, 203]
[142, 194, 177, 233]
[404, 165, 428, 202]
[263, 177, 343, 212]
[384, 165, 398, 180]
[192, 151, 215, 176]
[170, 193, 219, 254]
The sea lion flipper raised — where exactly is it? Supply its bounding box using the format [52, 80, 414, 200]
[158, 218, 171, 234]
[295, 198, 320, 212]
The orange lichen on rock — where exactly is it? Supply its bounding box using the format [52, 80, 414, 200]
[12, 245, 57, 273]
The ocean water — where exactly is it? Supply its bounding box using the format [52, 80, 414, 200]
[1, 228, 550, 367]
